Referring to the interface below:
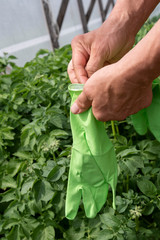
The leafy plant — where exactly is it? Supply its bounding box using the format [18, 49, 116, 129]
[0, 16, 160, 240]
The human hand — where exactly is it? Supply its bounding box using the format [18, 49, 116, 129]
[70, 16, 160, 122]
[68, 0, 160, 85]
[68, 16, 135, 84]
[70, 61, 152, 122]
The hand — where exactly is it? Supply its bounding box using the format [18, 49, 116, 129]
[68, 16, 135, 84]
[68, 0, 160, 84]
[70, 61, 153, 122]
[70, 17, 160, 122]
[68, 0, 160, 121]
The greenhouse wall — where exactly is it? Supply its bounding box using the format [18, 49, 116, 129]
[0, 0, 160, 66]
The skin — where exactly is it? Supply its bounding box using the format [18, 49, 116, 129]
[68, 0, 160, 121]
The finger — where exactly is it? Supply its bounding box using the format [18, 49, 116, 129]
[71, 91, 92, 114]
[67, 60, 79, 83]
[85, 52, 105, 77]
[71, 38, 89, 83]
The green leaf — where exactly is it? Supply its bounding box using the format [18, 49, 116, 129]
[157, 199, 160, 210]
[116, 135, 128, 145]
[0, 58, 6, 65]
[41, 180, 55, 202]
[47, 166, 65, 182]
[0, 189, 16, 203]
[2, 128, 14, 140]
[42, 160, 56, 177]
[32, 225, 55, 240]
[28, 200, 42, 215]
[36, 49, 49, 57]
[13, 151, 33, 160]
[1, 175, 17, 189]
[6, 160, 22, 177]
[95, 229, 114, 240]
[143, 203, 154, 215]
[50, 115, 63, 128]
[3, 218, 19, 230]
[33, 180, 45, 202]
[124, 156, 144, 175]
[21, 178, 35, 194]
[156, 173, 160, 189]
[7, 225, 20, 240]
[3, 200, 20, 219]
[50, 129, 68, 138]
[117, 147, 139, 158]
[21, 224, 30, 239]
[8, 55, 17, 60]
[125, 229, 137, 240]
[116, 196, 129, 213]
[100, 213, 120, 228]
[33, 179, 54, 202]
[137, 178, 157, 198]
[63, 227, 85, 240]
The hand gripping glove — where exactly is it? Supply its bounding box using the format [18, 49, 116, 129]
[131, 79, 160, 141]
[65, 84, 117, 220]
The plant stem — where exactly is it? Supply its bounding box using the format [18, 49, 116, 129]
[111, 121, 116, 140]
[53, 152, 56, 162]
[116, 123, 120, 135]
[135, 216, 139, 231]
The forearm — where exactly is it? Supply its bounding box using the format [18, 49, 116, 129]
[118, 19, 160, 85]
[101, 0, 160, 38]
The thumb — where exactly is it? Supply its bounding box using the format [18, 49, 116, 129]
[71, 91, 92, 114]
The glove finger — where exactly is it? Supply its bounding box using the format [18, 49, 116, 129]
[65, 184, 82, 220]
[82, 183, 108, 218]
[108, 175, 117, 210]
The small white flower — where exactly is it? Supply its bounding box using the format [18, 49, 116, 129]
[50, 140, 60, 149]
[130, 205, 142, 219]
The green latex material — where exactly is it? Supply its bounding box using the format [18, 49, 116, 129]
[65, 84, 117, 220]
[131, 79, 160, 141]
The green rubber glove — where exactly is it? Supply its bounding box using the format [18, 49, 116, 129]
[131, 79, 160, 141]
[65, 84, 117, 220]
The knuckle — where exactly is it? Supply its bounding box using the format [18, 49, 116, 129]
[77, 100, 86, 109]
[77, 99, 86, 109]
[83, 84, 92, 101]
[85, 65, 94, 77]
[71, 35, 83, 47]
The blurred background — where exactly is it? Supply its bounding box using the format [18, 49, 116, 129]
[0, 0, 160, 66]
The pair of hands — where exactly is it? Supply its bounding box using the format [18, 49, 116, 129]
[67, 21, 152, 121]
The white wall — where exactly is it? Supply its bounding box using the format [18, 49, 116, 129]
[0, 0, 159, 66]
[0, 0, 106, 66]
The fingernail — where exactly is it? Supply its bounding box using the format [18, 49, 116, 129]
[71, 103, 80, 114]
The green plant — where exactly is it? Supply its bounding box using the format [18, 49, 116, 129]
[0, 16, 160, 240]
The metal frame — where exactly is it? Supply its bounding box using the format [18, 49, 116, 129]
[42, 0, 115, 49]
[42, 0, 69, 50]
[77, 0, 115, 33]
[98, 0, 115, 22]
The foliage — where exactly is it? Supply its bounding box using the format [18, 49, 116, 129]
[134, 14, 160, 45]
[0, 16, 160, 240]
